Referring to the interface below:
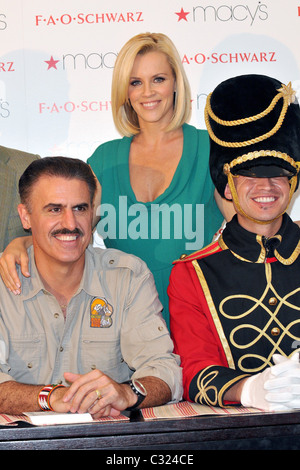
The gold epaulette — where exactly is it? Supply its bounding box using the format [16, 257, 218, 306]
[173, 240, 221, 264]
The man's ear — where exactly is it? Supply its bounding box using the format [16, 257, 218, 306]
[17, 204, 31, 230]
[224, 183, 233, 201]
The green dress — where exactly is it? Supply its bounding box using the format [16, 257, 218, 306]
[88, 124, 223, 329]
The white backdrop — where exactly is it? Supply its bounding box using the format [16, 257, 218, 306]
[1, 0, 300, 218]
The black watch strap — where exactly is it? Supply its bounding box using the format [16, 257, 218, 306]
[124, 379, 147, 411]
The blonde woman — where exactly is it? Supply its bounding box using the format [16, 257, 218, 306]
[0, 33, 230, 328]
[88, 33, 228, 328]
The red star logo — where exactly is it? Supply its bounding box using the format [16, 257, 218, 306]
[175, 8, 190, 21]
[45, 56, 60, 70]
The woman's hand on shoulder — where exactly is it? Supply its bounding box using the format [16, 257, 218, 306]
[0, 236, 32, 294]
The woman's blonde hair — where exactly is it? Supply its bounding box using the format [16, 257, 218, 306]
[111, 32, 191, 136]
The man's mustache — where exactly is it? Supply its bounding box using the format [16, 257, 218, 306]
[51, 228, 84, 237]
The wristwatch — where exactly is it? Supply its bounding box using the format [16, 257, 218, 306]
[124, 379, 147, 410]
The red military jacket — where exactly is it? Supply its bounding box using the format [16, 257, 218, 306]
[168, 214, 300, 407]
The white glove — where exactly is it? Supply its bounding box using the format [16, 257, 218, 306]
[241, 353, 300, 411]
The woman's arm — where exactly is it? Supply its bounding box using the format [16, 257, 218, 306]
[0, 236, 32, 293]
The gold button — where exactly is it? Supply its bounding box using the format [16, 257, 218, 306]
[158, 326, 163, 331]
[109, 259, 114, 264]
[269, 297, 278, 306]
[27, 362, 33, 369]
[180, 254, 187, 260]
[271, 327, 280, 336]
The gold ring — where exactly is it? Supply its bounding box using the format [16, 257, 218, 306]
[95, 389, 101, 400]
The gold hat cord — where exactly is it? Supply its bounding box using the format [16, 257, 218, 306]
[225, 170, 298, 224]
[204, 82, 295, 148]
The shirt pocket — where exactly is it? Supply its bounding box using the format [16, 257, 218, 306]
[8, 335, 43, 384]
[80, 334, 126, 381]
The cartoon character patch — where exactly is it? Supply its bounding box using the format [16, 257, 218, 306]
[90, 297, 113, 328]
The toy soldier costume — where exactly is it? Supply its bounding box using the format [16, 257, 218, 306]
[168, 74, 300, 408]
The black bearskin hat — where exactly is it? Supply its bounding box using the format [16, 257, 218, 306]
[205, 74, 300, 198]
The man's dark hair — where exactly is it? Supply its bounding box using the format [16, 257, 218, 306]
[19, 156, 97, 210]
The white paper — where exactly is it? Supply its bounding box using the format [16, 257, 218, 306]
[24, 411, 93, 425]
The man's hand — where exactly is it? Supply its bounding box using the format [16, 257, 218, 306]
[48, 385, 73, 413]
[60, 370, 137, 418]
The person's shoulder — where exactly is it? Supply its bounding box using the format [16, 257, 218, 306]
[88, 136, 130, 159]
[182, 124, 209, 156]
[183, 123, 208, 139]
[87, 137, 132, 173]
[94, 137, 123, 151]
[0, 145, 40, 168]
[173, 240, 221, 265]
[88, 245, 149, 276]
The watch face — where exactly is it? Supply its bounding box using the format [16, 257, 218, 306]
[132, 379, 147, 396]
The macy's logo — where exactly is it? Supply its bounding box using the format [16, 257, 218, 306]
[176, 2, 268, 26]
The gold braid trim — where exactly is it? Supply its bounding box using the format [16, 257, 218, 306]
[274, 239, 300, 265]
[223, 150, 300, 174]
[204, 82, 296, 148]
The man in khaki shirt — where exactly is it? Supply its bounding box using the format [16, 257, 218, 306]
[0, 156, 182, 418]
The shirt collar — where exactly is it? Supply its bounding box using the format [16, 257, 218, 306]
[220, 213, 300, 264]
[21, 245, 102, 301]
[77, 245, 103, 297]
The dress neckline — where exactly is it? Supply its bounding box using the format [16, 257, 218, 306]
[120, 123, 195, 206]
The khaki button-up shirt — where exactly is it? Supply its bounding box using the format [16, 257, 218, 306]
[0, 246, 182, 401]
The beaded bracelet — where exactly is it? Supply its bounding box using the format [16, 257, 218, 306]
[38, 384, 65, 411]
